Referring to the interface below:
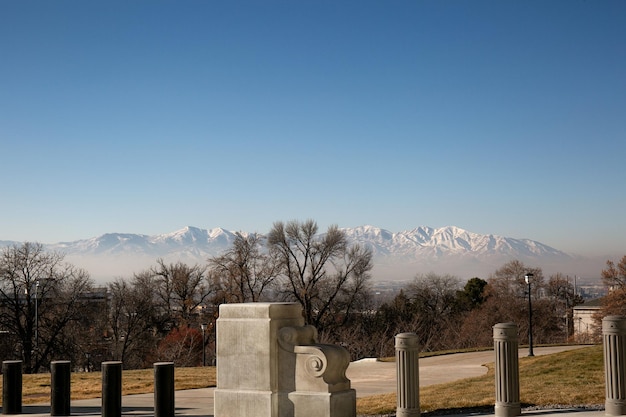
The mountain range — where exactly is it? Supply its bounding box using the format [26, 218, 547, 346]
[0, 225, 605, 283]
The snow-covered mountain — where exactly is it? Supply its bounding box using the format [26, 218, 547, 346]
[340, 225, 591, 281]
[343, 225, 568, 259]
[0, 225, 602, 282]
[53, 226, 238, 257]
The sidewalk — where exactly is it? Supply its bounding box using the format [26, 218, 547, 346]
[19, 388, 215, 417]
[16, 392, 606, 417]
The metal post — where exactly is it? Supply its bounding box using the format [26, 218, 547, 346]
[201, 323, 207, 367]
[493, 323, 521, 417]
[35, 280, 39, 352]
[102, 361, 123, 417]
[2, 360, 22, 415]
[51, 360, 71, 416]
[603, 316, 626, 416]
[395, 332, 420, 417]
[525, 273, 534, 356]
[154, 362, 175, 417]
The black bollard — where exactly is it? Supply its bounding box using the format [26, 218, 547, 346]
[51, 361, 71, 416]
[101, 361, 122, 417]
[154, 362, 175, 417]
[2, 360, 22, 415]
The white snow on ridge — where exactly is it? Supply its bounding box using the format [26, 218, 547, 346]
[341, 225, 571, 259]
[0, 225, 593, 281]
[38, 224, 573, 260]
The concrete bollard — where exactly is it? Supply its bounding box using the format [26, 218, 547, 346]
[2, 360, 22, 415]
[603, 316, 626, 416]
[51, 360, 72, 416]
[154, 362, 175, 417]
[395, 332, 420, 417]
[493, 323, 521, 417]
[102, 361, 123, 417]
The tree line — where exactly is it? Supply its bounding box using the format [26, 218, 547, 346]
[0, 219, 615, 373]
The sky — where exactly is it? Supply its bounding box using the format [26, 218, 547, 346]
[1, 1, 625, 258]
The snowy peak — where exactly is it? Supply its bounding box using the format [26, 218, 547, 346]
[342, 225, 571, 259]
[53, 232, 151, 254]
[155, 226, 207, 244]
[345, 225, 394, 242]
[56, 226, 241, 256]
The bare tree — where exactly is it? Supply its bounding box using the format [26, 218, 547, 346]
[593, 255, 626, 339]
[601, 255, 626, 290]
[547, 273, 577, 303]
[107, 276, 158, 368]
[150, 259, 213, 326]
[489, 259, 544, 298]
[267, 220, 373, 331]
[405, 273, 463, 351]
[546, 273, 582, 341]
[208, 233, 279, 302]
[59, 286, 110, 371]
[0, 242, 93, 373]
[156, 325, 203, 366]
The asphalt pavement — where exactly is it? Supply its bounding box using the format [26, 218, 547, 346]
[9, 346, 604, 417]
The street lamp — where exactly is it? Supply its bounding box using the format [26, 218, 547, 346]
[201, 323, 208, 367]
[525, 273, 534, 357]
[35, 280, 40, 351]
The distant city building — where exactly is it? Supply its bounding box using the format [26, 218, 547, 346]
[572, 298, 602, 342]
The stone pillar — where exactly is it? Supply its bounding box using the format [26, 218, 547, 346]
[51, 360, 71, 416]
[2, 360, 22, 415]
[289, 343, 356, 417]
[154, 362, 175, 417]
[214, 302, 305, 417]
[395, 333, 420, 417]
[493, 323, 521, 417]
[603, 316, 626, 416]
[102, 361, 123, 417]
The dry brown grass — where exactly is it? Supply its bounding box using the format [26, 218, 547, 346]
[0, 366, 216, 406]
[357, 345, 605, 415]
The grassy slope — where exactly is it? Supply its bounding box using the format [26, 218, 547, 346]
[358, 345, 604, 415]
[1, 366, 217, 405]
[1, 345, 605, 415]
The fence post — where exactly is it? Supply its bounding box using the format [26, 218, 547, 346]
[102, 361, 123, 417]
[395, 332, 420, 417]
[2, 360, 22, 415]
[154, 362, 175, 417]
[603, 316, 626, 416]
[51, 360, 72, 416]
[493, 323, 521, 417]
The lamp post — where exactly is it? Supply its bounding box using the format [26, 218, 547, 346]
[201, 323, 207, 367]
[524, 273, 534, 357]
[35, 280, 40, 351]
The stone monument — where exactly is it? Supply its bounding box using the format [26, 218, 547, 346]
[214, 302, 356, 417]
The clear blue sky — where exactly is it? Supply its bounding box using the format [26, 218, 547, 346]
[1, 1, 624, 257]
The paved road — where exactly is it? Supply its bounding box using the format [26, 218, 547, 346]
[347, 345, 592, 397]
[14, 345, 596, 417]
